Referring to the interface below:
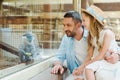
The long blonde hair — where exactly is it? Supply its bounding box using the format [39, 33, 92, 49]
[83, 12, 104, 51]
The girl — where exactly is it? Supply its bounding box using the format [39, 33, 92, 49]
[80, 5, 120, 80]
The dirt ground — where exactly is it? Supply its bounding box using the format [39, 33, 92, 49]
[0, 57, 20, 70]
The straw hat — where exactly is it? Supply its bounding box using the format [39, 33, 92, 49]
[82, 5, 106, 25]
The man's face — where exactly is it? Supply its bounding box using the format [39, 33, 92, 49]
[63, 17, 77, 37]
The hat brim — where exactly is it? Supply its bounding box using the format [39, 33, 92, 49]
[81, 9, 104, 26]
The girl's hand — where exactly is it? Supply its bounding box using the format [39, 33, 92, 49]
[72, 66, 84, 76]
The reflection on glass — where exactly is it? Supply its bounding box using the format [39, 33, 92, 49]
[0, 0, 78, 78]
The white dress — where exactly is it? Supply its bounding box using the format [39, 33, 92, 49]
[86, 29, 120, 80]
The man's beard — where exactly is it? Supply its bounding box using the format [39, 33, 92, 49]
[65, 30, 76, 37]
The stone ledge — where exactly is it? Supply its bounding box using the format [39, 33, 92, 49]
[0, 57, 55, 80]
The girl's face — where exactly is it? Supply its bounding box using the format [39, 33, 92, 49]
[82, 13, 90, 30]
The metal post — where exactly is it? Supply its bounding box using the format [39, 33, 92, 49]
[0, 0, 3, 15]
[73, 0, 81, 13]
[81, 0, 87, 9]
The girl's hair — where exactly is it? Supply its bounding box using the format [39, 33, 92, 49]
[83, 12, 104, 51]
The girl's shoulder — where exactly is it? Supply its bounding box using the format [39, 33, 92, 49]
[103, 29, 114, 34]
[103, 29, 115, 38]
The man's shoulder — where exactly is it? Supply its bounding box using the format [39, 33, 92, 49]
[61, 35, 74, 45]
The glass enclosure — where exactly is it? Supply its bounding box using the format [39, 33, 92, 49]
[106, 18, 120, 41]
[0, 0, 81, 78]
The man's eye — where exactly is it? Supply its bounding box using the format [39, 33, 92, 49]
[67, 24, 71, 26]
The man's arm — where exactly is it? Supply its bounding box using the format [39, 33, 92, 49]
[51, 35, 67, 74]
[105, 52, 120, 64]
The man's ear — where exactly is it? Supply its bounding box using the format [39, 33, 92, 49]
[76, 22, 81, 28]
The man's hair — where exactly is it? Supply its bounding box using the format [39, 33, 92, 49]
[64, 10, 82, 23]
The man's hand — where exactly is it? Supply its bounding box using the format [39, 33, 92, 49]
[105, 51, 119, 64]
[51, 64, 64, 74]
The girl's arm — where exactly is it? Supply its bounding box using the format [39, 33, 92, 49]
[78, 30, 114, 68]
[73, 47, 94, 75]
[80, 46, 94, 68]
[73, 30, 114, 76]
[90, 30, 114, 63]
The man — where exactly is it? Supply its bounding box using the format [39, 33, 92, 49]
[51, 11, 120, 80]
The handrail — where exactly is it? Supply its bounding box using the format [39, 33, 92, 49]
[0, 41, 20, 57]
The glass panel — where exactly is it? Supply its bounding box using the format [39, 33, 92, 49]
[106, 18, 120, 41]
[0, 0, 81, 78]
